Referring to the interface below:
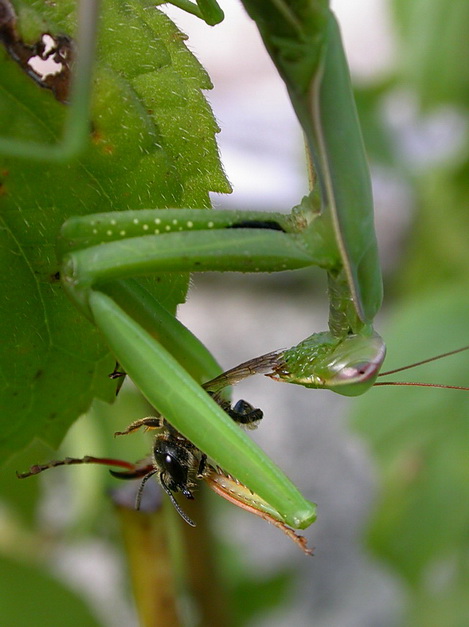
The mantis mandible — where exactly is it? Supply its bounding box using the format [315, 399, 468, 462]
[4, 0, 448, 535]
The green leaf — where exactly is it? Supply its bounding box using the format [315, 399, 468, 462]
[354, 82, 397, 167]
[394, 164, 469, 298]
[0, 555, 101, 626]
[407, 568, 469, 627]
[392, 0, 469, 108]
[0, 440, 53, 525]
[351, 287, 469, 585]
[0, 0, 230, 459]
[218, 542, 293, 627]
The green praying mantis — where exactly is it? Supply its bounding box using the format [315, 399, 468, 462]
[3, 0, 468, 547]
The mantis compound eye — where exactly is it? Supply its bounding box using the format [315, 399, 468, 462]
[324, 361, 381, 395]
[323, 333, 387, 396]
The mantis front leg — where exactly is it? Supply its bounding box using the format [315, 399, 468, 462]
[57, 194, 376, 528]
[59, 208, 326, 529]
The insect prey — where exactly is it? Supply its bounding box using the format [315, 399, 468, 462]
[17, 392, 313, 554]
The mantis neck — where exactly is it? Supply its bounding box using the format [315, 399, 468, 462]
[327, 271, 365, 338]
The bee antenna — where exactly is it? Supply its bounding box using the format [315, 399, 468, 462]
[159, 475, 196, 527]
[135, 470, 157, 510]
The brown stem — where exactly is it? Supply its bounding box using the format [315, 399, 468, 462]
[178, 488, 234, 627]
[112, 481, 232, 627]
[114, 499, 181, 627]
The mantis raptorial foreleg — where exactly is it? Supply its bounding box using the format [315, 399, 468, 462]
[54, 200, 369, 528]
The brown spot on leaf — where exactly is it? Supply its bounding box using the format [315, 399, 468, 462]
[91, 128, 115, 155]
[0, 0, 74, 103]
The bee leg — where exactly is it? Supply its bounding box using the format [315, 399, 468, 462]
[114, 416, 164, 437]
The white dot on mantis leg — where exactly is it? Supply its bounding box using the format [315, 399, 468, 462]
[187, 221, 194, 228]
[165, 225, 171, 231]
[172, 219, 178, 225]
[110, 219, 117, 225]
[154, 218, 161, 225]
[92, 229, 98, 234]
[143, 224, 149, 231]
[133, 218, 139, 224]
[120, 230, 126, 236]
[154, 229, 160, 234]
[106, 230, 113, 236]
[207, 221, 214, 228]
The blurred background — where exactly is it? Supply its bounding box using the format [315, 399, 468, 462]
[2, 0, 469, 625]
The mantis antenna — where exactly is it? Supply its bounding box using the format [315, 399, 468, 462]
[375, 345, 469, 390]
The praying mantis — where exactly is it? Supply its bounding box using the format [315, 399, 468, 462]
[3, 0, 464, 544]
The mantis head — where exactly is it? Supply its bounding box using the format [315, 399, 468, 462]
[270, 331, 386, 396]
